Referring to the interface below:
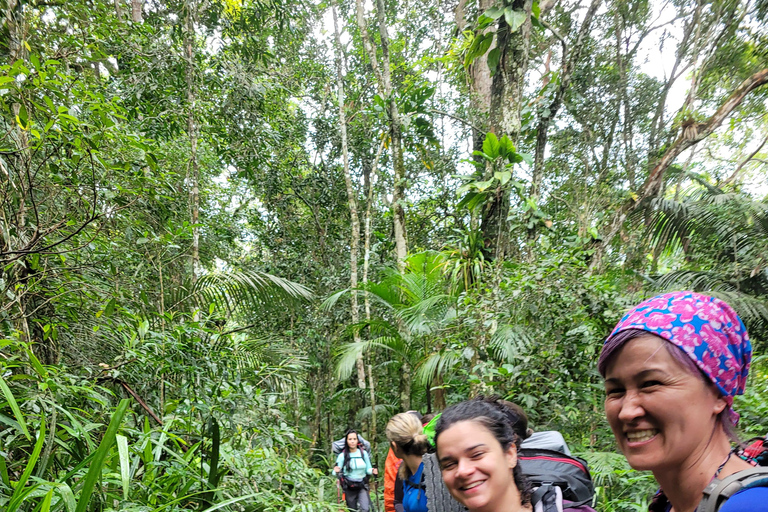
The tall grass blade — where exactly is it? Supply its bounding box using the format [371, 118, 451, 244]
[7, 417, 46, 512]
[0, 375, 31, 440]
[74, 398, 130, 512]
[39, 488, 54, 512]
[117, 434, 130, 500]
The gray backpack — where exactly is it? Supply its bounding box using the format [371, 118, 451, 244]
[699, 466, 768, 512]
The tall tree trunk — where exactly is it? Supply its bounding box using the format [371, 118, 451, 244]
[333, 6, 366, 390]
[132, 0, 143, 22]
[4, 0, 34, 356]
[457, 0, 495, 158]
[400, 360, 411, 411]
[354, 0, 408, 270]
[530, 0, 602, 201]
[368, 364, 377, 448]
[481, 0, 533, 260]
[185, 1, 200, 284]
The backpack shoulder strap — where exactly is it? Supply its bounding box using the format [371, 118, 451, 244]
[700, 466, 768, 512]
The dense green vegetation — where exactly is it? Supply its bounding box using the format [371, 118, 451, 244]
[0, 0, 766, 510]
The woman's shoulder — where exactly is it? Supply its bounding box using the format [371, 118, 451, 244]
[719, 486, 768, 512]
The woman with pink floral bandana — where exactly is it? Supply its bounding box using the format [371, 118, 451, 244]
[598, 291, 768, 512]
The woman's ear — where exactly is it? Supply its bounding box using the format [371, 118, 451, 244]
[505, 443, 518, 470]
[706, 384, 727, 415]
[391, 442, 403, 459]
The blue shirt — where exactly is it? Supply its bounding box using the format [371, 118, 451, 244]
[333, 449, 373, 481]
[402, 463, 428, 512]
[719, 487, 768, 512]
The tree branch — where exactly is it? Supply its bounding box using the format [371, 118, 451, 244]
[591, 67, 768, 271]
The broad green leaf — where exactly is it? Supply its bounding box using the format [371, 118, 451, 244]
[484, 6, 505, 19]
[0, 376, 30, 440]
[498, 135, 516, 159]
[504, 8, 527, 32]
[16, 103, 28, 129]
[53, 483, 76, 512]
[475, 179, 495, 192]
[488, 48, 501, 76]
[494, 171, 512, 186]
[482, 132, 500, 159]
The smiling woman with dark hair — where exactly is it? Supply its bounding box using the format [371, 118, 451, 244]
[599, 291, 768, 512]
[434, 397, 532, 512]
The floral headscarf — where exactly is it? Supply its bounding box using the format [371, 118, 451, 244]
[598, 291, 751, 422]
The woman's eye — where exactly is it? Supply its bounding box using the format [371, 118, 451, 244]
[441, 461, 456, 470]
[605, 387, 624, 396]
[642, 380, 662, 388]
[471, 452, 484, 459]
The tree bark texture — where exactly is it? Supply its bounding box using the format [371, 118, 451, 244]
[480, 0, 533, 260]
[132, 0, 143, 22]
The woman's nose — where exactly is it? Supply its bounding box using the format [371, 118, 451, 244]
[455, 458, 473, 478]
[617, 391, 644, 422]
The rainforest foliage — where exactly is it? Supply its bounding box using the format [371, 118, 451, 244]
[0, 0, 767, 510]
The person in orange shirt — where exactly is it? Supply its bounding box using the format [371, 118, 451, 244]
[385, 412, 436, 512]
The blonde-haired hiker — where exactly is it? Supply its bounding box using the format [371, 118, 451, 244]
[386, 413, 431, 512]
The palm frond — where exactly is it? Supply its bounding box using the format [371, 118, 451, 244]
[580, 450, 631, 487]
[320, 288, 350, 312]
[399, 294, 456, 336]
[356, 403, 398, 421]
[489, 325, 533, 362]
[170, 270, 313, 315]
[414, 350, 462, 387]
[334, 337, 408, 381]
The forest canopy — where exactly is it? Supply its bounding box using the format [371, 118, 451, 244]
[0, 0, 766, 509]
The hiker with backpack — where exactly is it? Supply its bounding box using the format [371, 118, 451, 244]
[432, 397, 535, 512]
[333, 429, 378, 512]
[599, 291, 768, 512]
[421, 397, 595, 512]
[385, 412, 431, 512]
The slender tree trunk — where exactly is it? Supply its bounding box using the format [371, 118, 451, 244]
[368, 364, 377, 447]
[354, 0, 408, 270]
[333, 6, 366, 390]
[400, 360, 411, 411]
[185, 1, 200, 284]
[364, 138, 386, 322]
[531, 0, 601, 201]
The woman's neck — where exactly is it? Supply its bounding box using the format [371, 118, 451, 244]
[348, 446, 358, 453]
[403, 453, 422, 476]
[654, 433, 749, 512]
